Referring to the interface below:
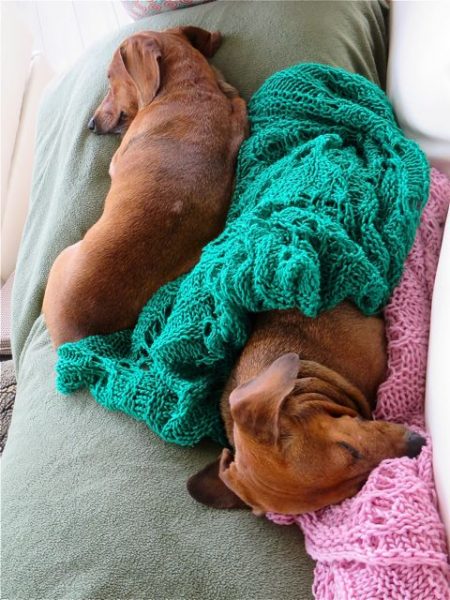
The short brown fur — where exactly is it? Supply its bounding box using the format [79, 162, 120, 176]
[43, 27, 247, 347]
[188, 303, 425, 515]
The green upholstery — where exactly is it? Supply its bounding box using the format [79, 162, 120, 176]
[3, 2, 388, 598]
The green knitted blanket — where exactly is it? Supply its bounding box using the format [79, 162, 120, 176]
[57, 64, 429, 446]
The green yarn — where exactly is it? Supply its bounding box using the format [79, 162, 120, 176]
[56, 63, 429, 446]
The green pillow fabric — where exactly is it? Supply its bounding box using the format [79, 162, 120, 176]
[3, 2, 388, 598]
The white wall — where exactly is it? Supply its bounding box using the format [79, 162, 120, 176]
[10, 1, 132, 73]
[1, 1, 132, 282]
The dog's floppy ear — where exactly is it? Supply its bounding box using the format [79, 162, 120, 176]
[109, 46, 135, 85]
[121, 36, 162, 107]
[175, 26, 222, 58]
[187, 455, 249, 509]
[229, 353, 300, 444]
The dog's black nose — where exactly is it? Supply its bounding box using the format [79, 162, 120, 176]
[405, 431, 426, 458]
[88, 117, 96, 132]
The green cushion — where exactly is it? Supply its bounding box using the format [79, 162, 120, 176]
[4, 1, 388, 598]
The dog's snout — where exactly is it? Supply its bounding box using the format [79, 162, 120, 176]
[405, 431, 426, 458]
[88, 117, 97, 132]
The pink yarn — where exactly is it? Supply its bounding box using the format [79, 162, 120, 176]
[268, 168, 450, 599]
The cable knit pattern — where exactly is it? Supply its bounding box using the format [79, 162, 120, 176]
[56, 64, 429, 446]
[268, 169, 450, 600]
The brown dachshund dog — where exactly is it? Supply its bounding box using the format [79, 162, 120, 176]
[43, 27, 247, 347]
[188, 302, 426, 515]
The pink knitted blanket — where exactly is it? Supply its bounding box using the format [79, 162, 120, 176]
[268, 168, 450, 600]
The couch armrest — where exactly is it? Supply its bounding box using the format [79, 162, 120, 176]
[426, 213, 450, 549]
[388, 0, 450, 546]
[1, 52, 53, 282]
[0, 4, 33, 228]
[387, 0, 450, 175]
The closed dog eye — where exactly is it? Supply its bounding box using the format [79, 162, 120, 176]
[337, 441, 362, 461]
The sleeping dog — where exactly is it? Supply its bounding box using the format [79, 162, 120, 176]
[44, 27, 424, 516]
[43, 27, 247, 347]
[188, 302, 426, 515]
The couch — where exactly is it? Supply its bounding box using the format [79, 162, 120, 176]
[1, 4, 53, 354]
[2, 2, 449, 598]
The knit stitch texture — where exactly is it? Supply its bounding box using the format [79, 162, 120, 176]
[268, 169, 450, 599]
[56, 63, 429, 446]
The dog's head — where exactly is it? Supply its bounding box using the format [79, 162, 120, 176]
[188, 353, 426, 515]
[88, 26, 222, 135]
